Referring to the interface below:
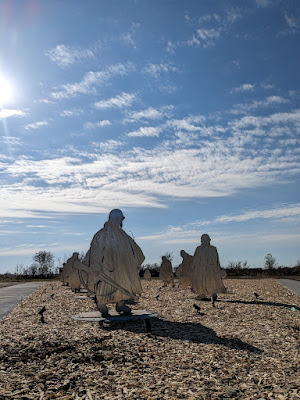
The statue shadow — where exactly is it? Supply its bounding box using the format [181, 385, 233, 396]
[218, 299, 300, 311]
[104, 318, 262, 354]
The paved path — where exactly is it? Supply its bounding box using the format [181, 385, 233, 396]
[0, 282, 43, 320]
[277, 279, 300, 296]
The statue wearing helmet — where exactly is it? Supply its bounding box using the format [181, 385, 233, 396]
[74, 209, 145, 316]
[191, 234, 226, 299]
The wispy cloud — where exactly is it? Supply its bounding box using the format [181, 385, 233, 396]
[35, 99, 55, 104]
[127, 126, 161, 137]
[45, 44, 94, 67]
[285, 14, 298, 30]
[166, 41, 176, 54]
[94, 92, 136, 110]
[124, 106, 173, 123]
[187, 28, 221, 47]
[278, 14, 299, 36]
[0, 109, 25, 119]
[232, 96, 289, 114]
[143, 63, 179, 78]
[215, 204, 300, 223]
[93, 140, 124, 152]
[182, 8, 243, 50]
[51, 63, 135, 99]
[2, 106, 300, 220]
[256, 0, 271, 7]
[60, 109, 83, 117]
[229, 108, 300, 130]
[121, 22, 141, 48]
[1, 136, 22, 145]
[230, 83, 255, 94]
[261, 82, 275, 90]
[166, 115, 206, 132]
[84, 120, 111, 129]
[25, 120, 48, 130]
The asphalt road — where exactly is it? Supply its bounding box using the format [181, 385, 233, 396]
[276, 279, 300, 296]
[0, 282, 43, 320]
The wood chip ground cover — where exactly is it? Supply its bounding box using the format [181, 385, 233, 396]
[0, 279, 299, 399]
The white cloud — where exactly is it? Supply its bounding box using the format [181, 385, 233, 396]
[232, 96, 289, 114]
[261, 83, 275, 90]
[230, 109, 300, 130]
[166, 41, 176, 54]
[197, 28, 221, 41]
[126, 107, 163, 121]
[84, 120, 111, 129]
[0, 109, 25, 119]
[256, 0, 271, 7]
[45, 44, 94, 67]
[0, 242, 86, 256]
[121, 22, 141, 47]
[51, 63, 135, 99]
[124, 106, 173, 123]
[182, 9, 243, 51]
[285, 15, 298, 30]
[186, 28, 221, 48]
[127, 126, 161, 137]
[230, 84, 255, 94]
[60, 109, 83, 117]
[186, 35, 201, 47]
[215, 204, 300, 223]
[143, 63, 179, 78]
[94, 92, 136, 109]
[93, 140, 124, 152]
[166, 115, 206, 132]
[225, 9, 243, 23]
[25, 120, 48, 130]
[1, 136, 22, 145]
[265, 96, 288, 105]
[35, 99, 55, 104]
[2, 106, 300, 221]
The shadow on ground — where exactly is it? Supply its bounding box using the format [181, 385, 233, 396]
[102, 318, 262, 354]
[218, 299, 300, 311]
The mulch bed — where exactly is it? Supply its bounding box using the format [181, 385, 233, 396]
[0, 279, 299, 399]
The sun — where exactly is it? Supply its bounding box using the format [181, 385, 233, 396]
[0, 76, 14, 105]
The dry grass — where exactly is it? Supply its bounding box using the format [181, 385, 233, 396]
[0, 279, 299, 399]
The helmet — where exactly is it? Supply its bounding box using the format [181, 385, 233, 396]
[109, 209, 125, 221]
[201, 234, 211, 243]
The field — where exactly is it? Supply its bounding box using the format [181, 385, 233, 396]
[0, 279, 299, 400]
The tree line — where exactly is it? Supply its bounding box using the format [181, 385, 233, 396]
[1, 250, 299, 280]
[13, 251, 60, 279]
[140, 253, 300, 278]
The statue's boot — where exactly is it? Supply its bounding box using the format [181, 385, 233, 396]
[116, 300, 132, 315]
[99, 304, 110, 317]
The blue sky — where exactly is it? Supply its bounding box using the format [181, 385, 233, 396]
[0, 0, 300, 273]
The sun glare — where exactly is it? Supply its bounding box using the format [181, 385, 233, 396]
[0, 76, 14, 105]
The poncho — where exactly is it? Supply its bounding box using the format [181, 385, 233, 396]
[191, 244, 226, 297]
[84, 220, 144, 305]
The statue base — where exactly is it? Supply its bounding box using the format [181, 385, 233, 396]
[72, 309, 158, 332]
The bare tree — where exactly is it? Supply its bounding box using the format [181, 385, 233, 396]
[162, 251, 174, 262]
[28, 264, 38, 277]
[264, 253, 276, 269]
[32, 251, 55, 277]
[227, 261, 242, 269]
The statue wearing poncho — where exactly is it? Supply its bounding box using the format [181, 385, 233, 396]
[191, 234, 226, 299]
[82, 209, 144, 315]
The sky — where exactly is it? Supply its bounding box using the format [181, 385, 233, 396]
[0, 0, 300, 273]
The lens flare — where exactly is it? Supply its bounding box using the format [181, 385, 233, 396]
[0, 76, 14, 105]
